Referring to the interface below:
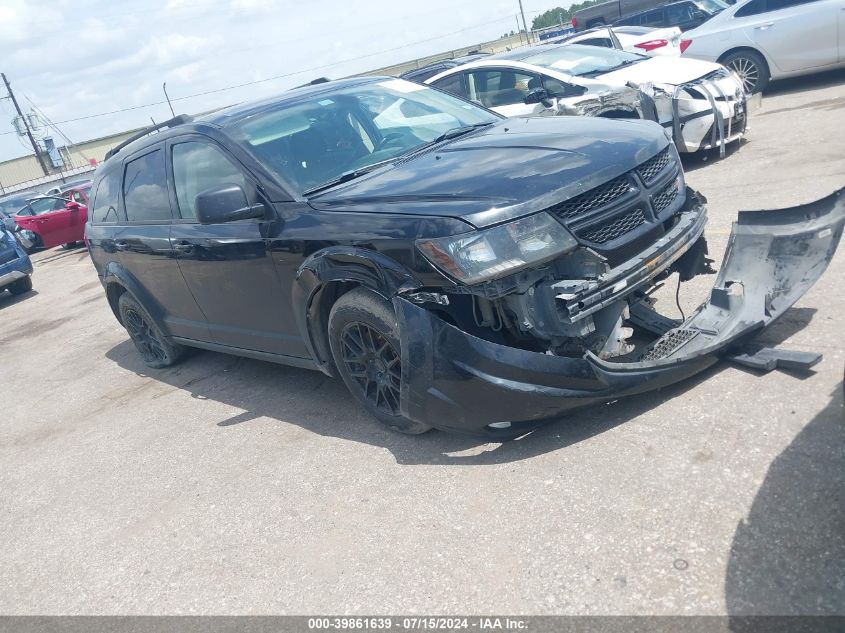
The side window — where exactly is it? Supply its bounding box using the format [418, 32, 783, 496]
[72, 191, 86, 204]
[543, 77, 585, 98]
[765, 0, 816, 11]
[172, 142, 248, 220]
[735, 0, 764, 16]
[577, 37, 614, 48]
[667, 3, 694, 21]
[464, 70, 541, 108]
[431, 73, 467, 99]
[642, 8, 665, 24]
[123, 149, 172, 223]
[91, 171, 122, 224]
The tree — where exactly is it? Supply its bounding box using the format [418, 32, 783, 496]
[531, 0, 602, 30]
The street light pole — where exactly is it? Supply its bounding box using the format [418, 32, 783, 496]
[518, 0, 531, 44]
[2, 72, 50, 176]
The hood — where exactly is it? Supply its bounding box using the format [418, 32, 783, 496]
[309, 117, 668, 228]
[599, 56, 724, 87]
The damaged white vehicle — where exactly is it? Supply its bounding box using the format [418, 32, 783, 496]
[426, 44, 760, 155]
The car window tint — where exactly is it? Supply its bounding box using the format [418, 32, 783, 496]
[464, 70, 540, 108]
[172, 142, 248, 220]
[29, 198, 61, 215]
[735, 0, 764, 16]
[91, 171, 122, 223]
[543, 77, 579, 97]
[765, 0, 814, 10]
[667, 3, 694, 20]
[642, 8, 665, 24]
[431, 73, 467, 99]
[123, 149, 171, 223]
[578, 37, 614, 47]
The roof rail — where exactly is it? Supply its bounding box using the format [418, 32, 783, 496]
[104, 114, 193, 161]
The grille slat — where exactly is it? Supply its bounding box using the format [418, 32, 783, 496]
[643, 329, 698, 361]
[577, 208, 645, 244]
[637, 147, 671, 184]
[549, 176, 632, 221]
[652, 183, 679, 216]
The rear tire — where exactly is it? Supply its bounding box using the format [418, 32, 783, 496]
[722, 50, 769, 94]
[118, 293, 185, 368]
[328, 287, 432, 435]
[7, 275, 32, 295]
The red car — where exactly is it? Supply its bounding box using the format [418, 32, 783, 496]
[14, 184, 90, 250]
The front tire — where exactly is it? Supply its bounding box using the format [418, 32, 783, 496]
[7, 275, 32, 295]
[118, 293, 185, 368]
[328, 287, 432, 435]
[722, 50, 769, 94]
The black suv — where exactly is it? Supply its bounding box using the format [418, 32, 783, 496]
[86, 76, 844, 436]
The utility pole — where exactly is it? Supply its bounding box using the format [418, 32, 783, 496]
[518, 0, 531, 45]
[2, 73, 50, 176]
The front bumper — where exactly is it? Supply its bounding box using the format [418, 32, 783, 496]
[395, 188, 845, 435]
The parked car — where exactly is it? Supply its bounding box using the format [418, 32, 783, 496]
[85, 78, 843, 436]
[573, 0, 666, 29]
[44, 178, 93, 196]
[680, 0, 845, 93]
[550, 26, 684, 56]
[426, 44, 752, 154]
[0, 221, 34, 297]
[13, 189, 90, 251]
[615, 0, 729, 31]
[399, 52, 490, 83]
[0, 190, 42, 219]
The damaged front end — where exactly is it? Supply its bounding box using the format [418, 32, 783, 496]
[636, 68, 762, 156]
[396, 187, 845, 435]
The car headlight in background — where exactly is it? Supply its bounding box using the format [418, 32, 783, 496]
[416, 212, 578, 285]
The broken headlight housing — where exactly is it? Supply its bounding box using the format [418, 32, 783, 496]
[417, 212, 578, 285]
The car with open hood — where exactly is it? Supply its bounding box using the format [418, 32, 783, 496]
[85, 77, 843, 436]
[426, 43, 758, 155]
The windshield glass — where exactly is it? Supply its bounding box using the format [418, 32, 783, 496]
[0, 196, 31, 217]
[228, 79, 499, 194]
[696, 0, 729, 12]
[520, 44, 645, 77]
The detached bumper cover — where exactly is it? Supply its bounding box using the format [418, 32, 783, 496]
[395, 188, 845, 434]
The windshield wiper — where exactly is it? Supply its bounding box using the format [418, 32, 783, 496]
[302, 160, 397, 196]
[431, 122, 492, 144]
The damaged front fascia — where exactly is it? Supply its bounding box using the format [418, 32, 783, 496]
[394, 187, 845, 433]
[553, 85, 643, 118]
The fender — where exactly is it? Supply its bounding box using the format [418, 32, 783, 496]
[101, 260, 171, 335]
[292, 246, 423, 375]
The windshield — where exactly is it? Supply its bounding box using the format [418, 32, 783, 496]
[0, 196, 31, 217]
[228, 79, 499, 194]
[519, 44, 645, 77]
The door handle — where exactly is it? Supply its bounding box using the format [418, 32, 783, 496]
[114, 240, 129, 251]
[172, 241, 194, 252]
[755, 22, 774, 29]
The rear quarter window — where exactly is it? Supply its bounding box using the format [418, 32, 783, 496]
[91, 171, 123, 224]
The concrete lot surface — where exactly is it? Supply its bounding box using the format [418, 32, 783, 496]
[1, 70, 844, 615]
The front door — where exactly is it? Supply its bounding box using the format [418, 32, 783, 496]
[167, 138, 308, 358]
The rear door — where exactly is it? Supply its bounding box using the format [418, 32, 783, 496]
[116, 145, 210, 341]
[736, 0, 838, 71]
[167, 136, 308, 358]
[19, 197, 73, 248]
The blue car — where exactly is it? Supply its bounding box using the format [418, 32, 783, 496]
[0, 222, 33, 296]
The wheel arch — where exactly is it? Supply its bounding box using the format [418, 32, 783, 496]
[718, 46, 772, 75]
[102, 262, 169, 333]
[292, 246, 423, 376]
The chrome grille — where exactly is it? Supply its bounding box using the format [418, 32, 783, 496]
[652, 183, 679, 215]
[577, 208, 645, 244]
[637, 148, 671, 184]
[549, 175, 631, 220]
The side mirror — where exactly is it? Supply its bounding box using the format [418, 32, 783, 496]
[65, 201, 82, 211]
[195, 184, 266, 225]
[524, 87, 552, 107]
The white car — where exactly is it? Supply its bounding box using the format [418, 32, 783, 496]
[553, 26, 684, 57]
[426, 44, 753, 154]
[680, 0, 845, 93]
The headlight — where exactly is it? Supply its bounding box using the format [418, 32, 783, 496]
[416, 212, 578, 285]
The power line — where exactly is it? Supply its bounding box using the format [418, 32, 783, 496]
[1, 13, 515, 137]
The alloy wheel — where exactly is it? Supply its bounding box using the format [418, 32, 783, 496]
[340, 321, 401, 415]
[727, 57, 759, 94]
[124, 307, 167, 363]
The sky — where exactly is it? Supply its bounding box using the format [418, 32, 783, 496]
[0, 0, 564, 163]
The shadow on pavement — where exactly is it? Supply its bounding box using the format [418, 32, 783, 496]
[763, 68, 845, 98]
[104, 306, 820, 465]
[0, 289, 37, 310]
[726, 384, 845, 620]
